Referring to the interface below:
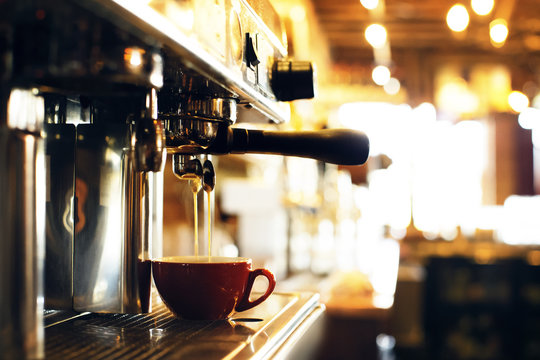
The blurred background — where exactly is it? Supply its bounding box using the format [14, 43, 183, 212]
[162, 0, 540, 359]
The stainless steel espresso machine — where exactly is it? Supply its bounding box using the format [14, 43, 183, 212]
[0, 0, 369, 359]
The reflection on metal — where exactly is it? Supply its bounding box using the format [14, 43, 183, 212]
[3, 0, 299, 358]
[71, 122, 159, 314]
[164, 117, 221, 154]
[202, 159, 216, 192]
[131, 90, 165, 173]
[43, 94, 163, 315]
[89, 0, 289, 124]
[44, 292, 322, 360]
[0, 89, 45, 359]
[172, 154, 203, 181]
[45, 123, 76, 310]
[183, 98, 237, 123]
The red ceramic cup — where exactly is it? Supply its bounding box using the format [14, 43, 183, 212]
[152, 256, 276, 320]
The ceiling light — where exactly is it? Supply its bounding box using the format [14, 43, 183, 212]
[508, 91, 529, 113]
[360, 0, 379, 10]
[365, 24, 387, 48]
[518, 107, 540, 130]
[372, 65, 391, 85]
[471, 0, 494, 16]
[447, 4, 469, 32]
[384, 78, 400, 95]
[490, 19, 508, 46]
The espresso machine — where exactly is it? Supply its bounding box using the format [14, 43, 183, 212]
[0, 0, 369, 358]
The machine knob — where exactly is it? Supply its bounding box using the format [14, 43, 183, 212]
[271, 60, 315, 101]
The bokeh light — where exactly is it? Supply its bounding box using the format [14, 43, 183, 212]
[372, 65, 391, 85]
[471, 0, 494, 16]
[384, 78, 401, 95]
[365, 24, 387, 48]
[447, 4, 469, 32]
[508, 91, 530, 113]
[490, 19, 508, 46]
[360, 0, 379, 10]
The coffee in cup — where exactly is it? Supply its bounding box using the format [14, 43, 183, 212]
[152, 256, 276, 320]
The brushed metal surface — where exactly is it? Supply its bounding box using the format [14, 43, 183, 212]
[0, 89, 46, 359]
[45, 123, 76, 310]
[72, 122, 157, 314]
[45, 292, 320, 360]
[79, 0, 289, 124]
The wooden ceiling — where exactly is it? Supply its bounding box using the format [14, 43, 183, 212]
[308, 0, 540, 102]
[310, 0, 540, 64]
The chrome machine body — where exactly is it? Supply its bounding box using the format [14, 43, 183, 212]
[0, 0, 369, 359]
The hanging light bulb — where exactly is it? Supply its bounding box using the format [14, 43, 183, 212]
[447, 4, 469, 32]
[360, 0, 379, 10]
[365, 23, 387, 48]
[508, 91, 529, 113]
[471, 0, 494, 16]
[384, 78, 400, 95]
[490, 19, 508, 47]
[372, 65, 391, 85]
[518, 108, 540, 130]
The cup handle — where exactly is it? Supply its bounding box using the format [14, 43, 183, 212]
[235, 268, 276, 312]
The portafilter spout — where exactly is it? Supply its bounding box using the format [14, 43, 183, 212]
[166, 121, 369, 166]
[162, 93, 369, 170]
[172, 154, 203, 181]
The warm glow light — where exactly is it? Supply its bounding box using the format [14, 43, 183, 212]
[370, 239, 399, 299]
[414, 102, 437, 122]
[384, 78, 400, 95]
[437, 77, 479, 114]
[340, 101, 488, 242]
[7, 89, 44, 131]
[471, 0, 494, 15]
[499, 196, 540, 245]
[339, 102, 412, 158]
[508, 91, 529, 113]
[372, 65, 391, 85]
[411, 120, 486, 238]
[533, 93, 540, 109]
[447, 4, 469, 32]
[490, 19, 508, 46]
[533, 127, 540, 148]
[518, 107, 540, 130]
[360, 0, 379, 10]
[365, 24, 387, 48]
[289, 5, 306, 22]
[124, 47, 144, 68]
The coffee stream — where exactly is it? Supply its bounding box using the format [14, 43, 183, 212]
[190, 178, 212, 261]
[206, 188, 212, 261]
[190, 178, 202, 257]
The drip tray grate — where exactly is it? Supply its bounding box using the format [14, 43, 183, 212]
[45, 292, 321, 359]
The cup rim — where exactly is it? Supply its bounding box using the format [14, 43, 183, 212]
[152, 256, 251, 264]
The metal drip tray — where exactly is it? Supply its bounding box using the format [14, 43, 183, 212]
[45, 292, 323, 360]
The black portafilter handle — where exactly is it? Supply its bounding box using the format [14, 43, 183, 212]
[208, 127, 370, 165]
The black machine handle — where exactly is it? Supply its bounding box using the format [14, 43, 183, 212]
[209, 127, 370, 165]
